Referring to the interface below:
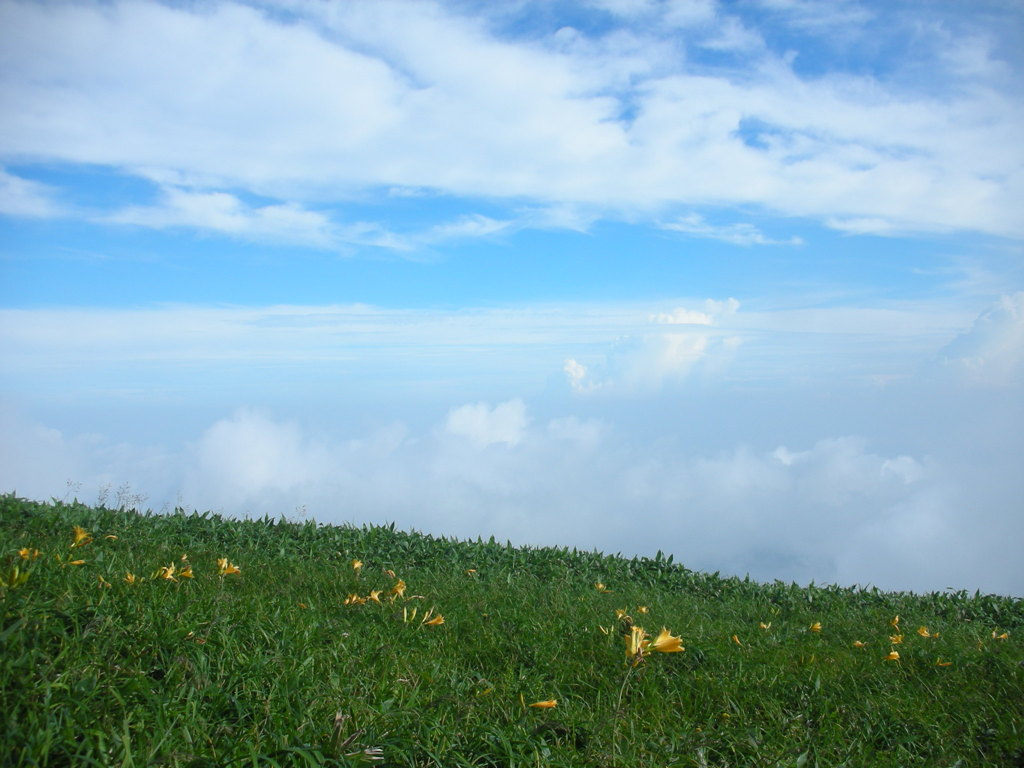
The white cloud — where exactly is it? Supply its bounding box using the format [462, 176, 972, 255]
[662, 213, 804, 246]
[445, 399, 528, 447]
[0, 168, 62, 218]
[104, 186, 345, 249]
[937, 292, 1024, 387]
[3, 398, 1021, 595]
[0, 0, 1020, 238]
[650, 298, 739, 325]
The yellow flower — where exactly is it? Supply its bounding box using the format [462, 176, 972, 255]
[885, 649, 900, 661]
[917, 626, 932, 638]
[636, 606, 649, 614]
[889, 634, 903, 644]
[626, 625, 649, 661]
[124, 572, 139, 584]
[351, 559, 363, 572]
[615, 608, 630, 620]
[71, 525, 92, 548]
[529, 700, 557, 709]
[809, 622, 822, 633]
[731, 634, 742, 645]
[594, 582, 612, 593]
[422, 611, 445, 626]
[759, 621, 771, 630]
[343, 594, 366, 606]
[180, 553, 188, 561]
[465, 568, 477, 575]
[385, 569, 397, 578]
[992, 630, 1009, 640]
[179, 565, 194, 579]
[390, 579, 407, 598]
[217, 558, 241, 576]
[890, 615, 900, 629]
[367, 589, 383, 603]
[853, 640, 867, 648]
[18, 548, 41, 560]
[63, 559, 86, 566]
[650, 627, 684, 653]
[157, 564, 176, 581]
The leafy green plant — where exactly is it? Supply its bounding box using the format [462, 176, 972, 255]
[1, 493, 1021, 766]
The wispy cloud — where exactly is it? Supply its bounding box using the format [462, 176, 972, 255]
[0, 169, 63, 218]
[661, 213, 803, 246]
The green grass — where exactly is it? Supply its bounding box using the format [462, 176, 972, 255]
[2, 494, 1022, 767]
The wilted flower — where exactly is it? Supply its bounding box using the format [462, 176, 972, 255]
[890, 615, 900, 629]
[217, 558, 241, 576]
[18, 548, 41, 560]
[71, 526, 92, 548]
[731, 634, 742, 645]
[615, 608, 629, 620]
[885, 649, 900, 661]
[529, 699, 557, 709]
[104, 535, 118, 541]
[464, 568, 477, 575]
[422, 610, 445, 626]
[759, 622, 771, 630]
[97, 575, 111, 589]
[63, 559, 86, 567]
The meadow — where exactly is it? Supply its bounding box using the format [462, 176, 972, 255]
[2, 493, 1022, 767]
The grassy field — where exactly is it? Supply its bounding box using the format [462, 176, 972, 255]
[2, 494, 1022, 767]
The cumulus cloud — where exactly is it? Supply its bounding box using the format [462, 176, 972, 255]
[936, 292, 1024, 387]
[445, 399, 528, 447]
[3, 398, 1021, 595]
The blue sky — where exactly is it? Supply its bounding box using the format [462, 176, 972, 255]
[2, 0, 1022, 594]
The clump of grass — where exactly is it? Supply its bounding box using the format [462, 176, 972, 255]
[2, 494, 1022, 766]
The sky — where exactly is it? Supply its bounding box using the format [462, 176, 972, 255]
[1, 0, 1022, 595]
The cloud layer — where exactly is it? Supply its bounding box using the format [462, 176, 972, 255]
[3, 393, 1021, 596]
[1, 0, 1022, 244]
[2, 295, 1022, 595]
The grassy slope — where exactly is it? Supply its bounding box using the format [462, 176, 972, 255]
[2, 494, 1022, 767]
